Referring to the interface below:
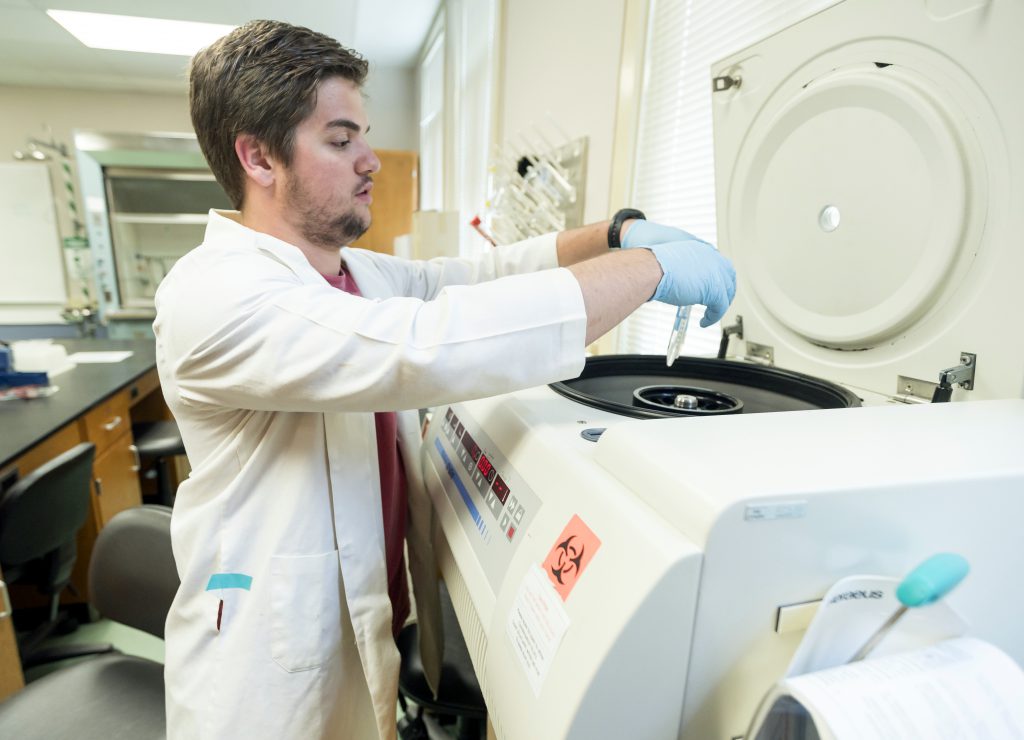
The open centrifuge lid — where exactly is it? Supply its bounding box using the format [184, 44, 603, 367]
[709, 0, 1023, 401]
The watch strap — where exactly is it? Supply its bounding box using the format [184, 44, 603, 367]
[608, 208, 646, 249]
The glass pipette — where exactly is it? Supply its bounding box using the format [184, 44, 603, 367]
[666, 305, 692, 366]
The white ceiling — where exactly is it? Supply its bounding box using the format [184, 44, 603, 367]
[0, 0, 441, 92]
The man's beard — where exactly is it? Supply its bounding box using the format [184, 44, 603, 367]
[284, 176, 370, 248]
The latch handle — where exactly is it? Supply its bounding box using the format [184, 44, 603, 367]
[717, 315, 744, 359]
[931, 352, 976, 403]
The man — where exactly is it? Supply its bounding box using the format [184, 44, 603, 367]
[157, 19, 734, 740]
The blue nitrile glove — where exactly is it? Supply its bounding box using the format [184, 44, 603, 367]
[647, 240, 736, 327]
[622, 220, 703, 249]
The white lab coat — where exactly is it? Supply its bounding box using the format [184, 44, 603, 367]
[156, 211, 587, 740]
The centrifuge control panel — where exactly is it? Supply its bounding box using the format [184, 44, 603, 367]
[428, 405, 541, 592]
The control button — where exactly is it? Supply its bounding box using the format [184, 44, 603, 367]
[506, 525, 516, 541]
[475, 473, 490, 495]
[500, 512, 511, 529]
[514, 506, 525, 523]
[508, 496, 518, 511]
[486, 468, 496, 483]
[445, 407, 454, 423]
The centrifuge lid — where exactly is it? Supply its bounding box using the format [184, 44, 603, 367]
[550, 355, 861, 420]
[708, 0, 1023, 401]
[723, 61, 972, 350]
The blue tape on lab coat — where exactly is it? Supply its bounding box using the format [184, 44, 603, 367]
[205, 573, 253, 591]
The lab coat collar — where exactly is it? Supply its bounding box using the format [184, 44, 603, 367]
[203, 209, 330, 287]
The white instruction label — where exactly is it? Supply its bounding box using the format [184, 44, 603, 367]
[506, 564, 571, 696]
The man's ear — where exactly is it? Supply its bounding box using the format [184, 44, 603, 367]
[234, 133, 277, 189]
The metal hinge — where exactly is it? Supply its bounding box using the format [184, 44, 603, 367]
[744, 341, 774, 366]
[894, 353, 977, 404]
[894, 376, 937, 404]
[938, 352, 977, 391]
[932, 352, 977, 403]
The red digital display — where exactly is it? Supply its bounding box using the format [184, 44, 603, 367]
[476, 455, 493, 478]
[461, 431, 481, 461]
[492, 475, 510, 504]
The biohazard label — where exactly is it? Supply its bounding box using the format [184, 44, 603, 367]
[541, 514, 601, 601]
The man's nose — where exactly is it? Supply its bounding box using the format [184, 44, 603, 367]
[358, 146, 381, 175]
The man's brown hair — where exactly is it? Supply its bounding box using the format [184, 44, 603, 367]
[189, 20, 369, 209]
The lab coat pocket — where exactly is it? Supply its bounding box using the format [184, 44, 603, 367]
[269, 551, 343, 673]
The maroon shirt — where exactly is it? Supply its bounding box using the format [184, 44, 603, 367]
[321, 268, 410, 638]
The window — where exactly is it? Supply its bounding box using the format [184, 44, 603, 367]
[416, 0, 499, 256]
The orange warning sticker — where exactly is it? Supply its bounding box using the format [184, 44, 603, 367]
[541, 515, 602, 601]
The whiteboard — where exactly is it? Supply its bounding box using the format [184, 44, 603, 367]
[0, 162, 67, 308]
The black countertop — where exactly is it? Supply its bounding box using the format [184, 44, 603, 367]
[0, 339, 157, 468]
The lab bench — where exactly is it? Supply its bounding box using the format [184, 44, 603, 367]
[0, 339, 175, 700]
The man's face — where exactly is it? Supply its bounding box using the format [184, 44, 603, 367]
[280, 76, 381, 249]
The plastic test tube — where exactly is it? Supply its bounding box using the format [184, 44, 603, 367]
[666, 305, 692, 366]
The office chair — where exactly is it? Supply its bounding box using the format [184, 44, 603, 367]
[397, 580, 487, 740]
[0, 505, 177, 740]
[132, 420, 186, 506]
[0, 442, 111, 667]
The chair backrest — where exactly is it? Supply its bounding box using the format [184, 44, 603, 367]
[0, 443, 95, 582]
[89, 505, 178, 639]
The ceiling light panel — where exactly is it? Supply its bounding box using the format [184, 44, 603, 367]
[46, 9, 235, 56]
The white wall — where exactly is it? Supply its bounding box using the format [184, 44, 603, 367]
[363, 65, 418, 151]
[498, 0, 627, 224]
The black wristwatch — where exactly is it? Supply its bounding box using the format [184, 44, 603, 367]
[607, 208, 646, 249]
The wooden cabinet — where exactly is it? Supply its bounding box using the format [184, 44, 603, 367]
[4, 422, 83, 480]
[80, 389, 131, 455]
[81, 386, 141, 531]
[91, 434, 142, 529]
[0, 564, 24, 701]
[351, 149, 418, 255]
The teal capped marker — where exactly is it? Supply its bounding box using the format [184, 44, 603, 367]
[849, 553, 969, 662]
[895, 553, 970, 607]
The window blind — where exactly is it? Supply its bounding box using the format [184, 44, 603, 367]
[418, 31, 445, 212]
[620, 0, 838, 357]
[451, 0, 498, 256]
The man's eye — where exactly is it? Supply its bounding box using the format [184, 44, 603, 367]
[331, 140, 350, 148]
